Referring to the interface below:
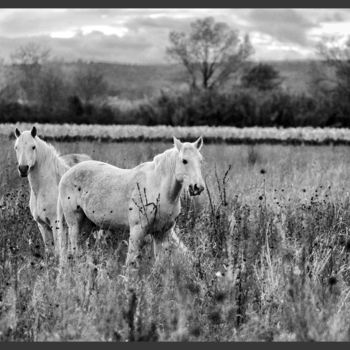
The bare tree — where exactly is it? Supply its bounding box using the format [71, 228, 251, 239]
[0, 58, 8, 100]
[11, 42, 50, 66]
[316, 36, 350, 97]
[307, 61, 334, 98]
[167, 17, 254, 91]
[0, 58, 18, 102]
[37, 65, 67, 110]
[73, 63, 108, 104]
[10, 42, 51, 103]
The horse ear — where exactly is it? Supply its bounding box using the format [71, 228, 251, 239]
[194, 136, 203, 151]
[15, 128, 21, 138]
[31, 126, 37, 138]
[173, 136, 182, 152]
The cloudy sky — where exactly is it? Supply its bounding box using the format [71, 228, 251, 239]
[1, 8, 350, 64]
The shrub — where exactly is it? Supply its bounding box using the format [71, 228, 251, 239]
[1, 88, 350, 128]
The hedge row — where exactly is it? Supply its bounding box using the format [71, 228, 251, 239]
[1, 90, 350, 128]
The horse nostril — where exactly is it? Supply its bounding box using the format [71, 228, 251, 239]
[18, 165, 29, 174]
[193, 184, 204, 194]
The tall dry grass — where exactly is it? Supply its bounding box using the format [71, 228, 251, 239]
[2, 136, 350, 341]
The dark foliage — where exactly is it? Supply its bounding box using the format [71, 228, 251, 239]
[2, 88, 350, 128]
[241, 63, 283, 91]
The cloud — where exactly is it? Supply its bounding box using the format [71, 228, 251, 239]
[0, 9, 234, 38]
[0, 11, 200, 64]
[247, 9, 318, 47]
[321, 12, 346, 22]
[0, 9, 129, 37]
[126, 16, 191, 32]
[315, 9, 350, 22]
[0, 9, 350, 63]
[0, 30, 163, 64]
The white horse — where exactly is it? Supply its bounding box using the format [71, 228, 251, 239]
[14, 126, 91, 255]
[57, 136, 205, 269]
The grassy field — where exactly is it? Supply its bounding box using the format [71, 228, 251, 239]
[2, 135, 350, 341]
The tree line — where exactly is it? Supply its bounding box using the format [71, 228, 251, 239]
[0, 17, 350, 127]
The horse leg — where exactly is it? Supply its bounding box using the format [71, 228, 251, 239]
[37, 222, 54, 255]
[153, 237, 163, 261]
[152, 224, 187, 260]
[51, 222, 63, 259]
[64, 210, 84, 258]
[126, 225, 145, 271]
[56, 193, 67, 266]
[169, 227, 188, 254]
[56, 220, 68, 267]
[153, 227, 188, 262]
[69, 222, 80, 257]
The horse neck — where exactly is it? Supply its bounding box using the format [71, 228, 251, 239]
[155, 148, 183, 204]
[28, 138, 68, 196]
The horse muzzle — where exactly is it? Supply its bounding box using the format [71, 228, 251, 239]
[18, 165, 29, 177]
[189, 184, 204, 196]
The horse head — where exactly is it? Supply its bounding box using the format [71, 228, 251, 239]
[173, 136, 205, 196]
[14, 126, 38, 177]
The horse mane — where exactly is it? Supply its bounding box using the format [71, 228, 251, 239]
[153, 147, 178, 176]
[35, 136, 69, 181]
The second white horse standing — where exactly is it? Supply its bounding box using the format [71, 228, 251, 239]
[57, 136, 205, 269]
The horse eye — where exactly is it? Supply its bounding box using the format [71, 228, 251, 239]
[32, 146, 36, 150]
[182, 159, 188, 165]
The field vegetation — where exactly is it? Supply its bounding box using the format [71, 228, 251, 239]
[2, 16, 350, 341]
[3, 123, 350, 145]
[1, 136, 350, 341]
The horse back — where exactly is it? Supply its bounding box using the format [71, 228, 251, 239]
[59, 160, 136, 202]
[60, 153, 92, 167]
[59, 160, 141, 229]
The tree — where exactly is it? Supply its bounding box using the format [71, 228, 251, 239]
[73, 63, 108, 104]
[241, 63, 283, 91]
[36, 65, 68, 110]
[315, 36, 350, 125]
[10, 42, 51, 102]
[307, 61, 335, 99]
[316, 36, 350, 98]
[0, 59, 14, 102]
[167, 17, 254, 91]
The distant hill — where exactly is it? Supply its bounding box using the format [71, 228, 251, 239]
[59, 60, 324, 99]
[271, 61, 315, 94]
[1, 59, 329, 101]
[60, 62, 189, 99]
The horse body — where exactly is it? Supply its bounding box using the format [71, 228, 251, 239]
[59, 158, 181, 230]
[58, 137, 205, 268]
[14, 127, 91, 255]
